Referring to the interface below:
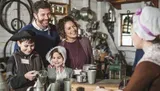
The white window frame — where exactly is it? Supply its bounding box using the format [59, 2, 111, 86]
[114, 9, 137, 51]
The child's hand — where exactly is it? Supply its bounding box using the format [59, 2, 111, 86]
[24, 70, 38, 81]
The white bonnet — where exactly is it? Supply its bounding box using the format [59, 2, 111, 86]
[133, 6, 160, 40]
[46, 46, 67, 65]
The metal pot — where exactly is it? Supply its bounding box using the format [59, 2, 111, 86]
[27, 78, 45, 91]
[80, 7, 97, 21]
[69, 8, 81, 20]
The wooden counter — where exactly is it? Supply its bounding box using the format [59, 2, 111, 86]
[71, 79, 121, 91]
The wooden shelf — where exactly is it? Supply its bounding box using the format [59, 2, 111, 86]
[97, 0, 158, 9]
[109, 0, 150, 4]
[49, 2, 69, 15]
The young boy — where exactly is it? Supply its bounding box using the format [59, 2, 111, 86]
[6, 30, 45, 91]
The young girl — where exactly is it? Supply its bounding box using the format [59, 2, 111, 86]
[46, 46, 73, 82]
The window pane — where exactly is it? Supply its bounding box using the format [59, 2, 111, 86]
[120, 12, 134, 47]
[122, 35, 133, 46]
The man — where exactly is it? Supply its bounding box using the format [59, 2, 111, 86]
[15, 1, 60, 68]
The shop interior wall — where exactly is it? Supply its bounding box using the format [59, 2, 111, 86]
[0, 0, 159, 66]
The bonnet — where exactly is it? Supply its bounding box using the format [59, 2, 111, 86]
[46, 46, 67, 65]
[133, 6, 160, 40]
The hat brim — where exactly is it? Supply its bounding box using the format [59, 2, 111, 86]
[10, 30, 36, 41]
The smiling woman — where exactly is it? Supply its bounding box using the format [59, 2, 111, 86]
[57, 16, 94, 69]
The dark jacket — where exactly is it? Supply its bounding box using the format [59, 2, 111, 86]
[124, 62, 160, 91]
[14, 23, 60, 68]
[6, 51, 44, 91]
[124, 44, 160, 91]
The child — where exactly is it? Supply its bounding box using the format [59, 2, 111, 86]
[46, 46, 73, 82]
[6, 30, 45, 91]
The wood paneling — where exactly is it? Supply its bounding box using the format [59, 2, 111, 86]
[97, 0, 158, 9]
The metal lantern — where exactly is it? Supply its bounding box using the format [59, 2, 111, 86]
[122, 10, 132, 34]
[108, 4, 116, 23]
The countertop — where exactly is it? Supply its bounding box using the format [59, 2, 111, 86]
[71, 79, 122, 91]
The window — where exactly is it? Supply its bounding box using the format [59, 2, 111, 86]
[120, 11, 134, 47]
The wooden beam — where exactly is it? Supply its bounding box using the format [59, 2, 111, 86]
[151, 0, 158, 7]
[97, 0, 104, 1]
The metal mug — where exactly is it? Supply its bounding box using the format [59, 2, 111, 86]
[27, 78, 45, 91]
[64, 78, 71, 91]
[46, 81, 60, 91]
[80, 71, 87, 82]
[76, 75, 83, 83]
[87, 70, 97, 84]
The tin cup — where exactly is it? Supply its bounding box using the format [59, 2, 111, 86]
[76, 75, 83, 83]
[87, 70, 97, 84]
[64, 78, 71, 91]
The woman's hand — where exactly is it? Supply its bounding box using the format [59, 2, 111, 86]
[24, 70, 38, 81]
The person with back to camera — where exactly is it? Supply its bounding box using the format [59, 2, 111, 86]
[123, 6, 160, 91]
[57, 16, 94, 69]
[6, 30, 45, 91]
[46, 46, 73, 91]
[14, 0, 60, 68]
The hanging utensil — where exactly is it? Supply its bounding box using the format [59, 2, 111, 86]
[69, 8, 81, 20]
[80, 0, 97, 21]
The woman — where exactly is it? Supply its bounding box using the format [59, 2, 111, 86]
[57, 16, 94, 69]
[124, 6, 160, 91]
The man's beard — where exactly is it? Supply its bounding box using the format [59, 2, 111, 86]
[36, 18, 51, 28]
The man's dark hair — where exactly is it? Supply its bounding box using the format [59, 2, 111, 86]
[33, 1, 51, 14]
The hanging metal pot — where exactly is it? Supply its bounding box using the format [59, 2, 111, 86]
[80, 7, 97, 21]
[69, 8, 81, 20]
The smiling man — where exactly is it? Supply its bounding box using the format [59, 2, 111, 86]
[14, 1, 60, 68]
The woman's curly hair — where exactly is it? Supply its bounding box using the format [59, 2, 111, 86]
[56, 16, 78, 39]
